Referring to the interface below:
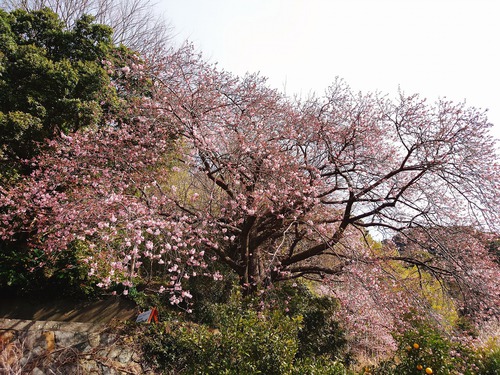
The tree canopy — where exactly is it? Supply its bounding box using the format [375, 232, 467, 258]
[0, 0, 173, 55]
[0, 7, 133, 178]
[1, 45, 498, 328]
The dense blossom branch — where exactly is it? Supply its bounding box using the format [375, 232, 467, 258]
[1, 45, 499, 319]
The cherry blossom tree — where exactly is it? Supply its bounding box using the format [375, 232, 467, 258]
[1, 45, 499, 319]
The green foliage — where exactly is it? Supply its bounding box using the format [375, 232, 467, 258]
[0, 239, 98, 298]
[0, 8, 141, 297]
[370, 324, 491, 375]
[479, 345, 500, 375]
[140, 281, 352, 374]
[143, 303, 301, 374]
[468, 335, 500, 375]
[292, 356, 351, 375]
[184, 268, 239, 324]
[0, 8, 123, 178]
[263, 281, 349, 362]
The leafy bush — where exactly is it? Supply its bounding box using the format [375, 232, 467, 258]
[263, 282, 349, 362]
[477, 343, 500, 375]
[185, 269, 238, 324]
[370, 324, 489, 375]
[292, 356, 351, 375]
[0, 239, 98, 298]
[141, 282, 352, 374]
[143, 304, 300, 374]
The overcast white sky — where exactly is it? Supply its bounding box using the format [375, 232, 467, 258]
[156, 0, 500, 141]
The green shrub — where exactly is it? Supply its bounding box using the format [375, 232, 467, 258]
[292, 356, 351, 375]
[371, 324, 488, 375]
[185, 270, 237, 324]
[143, 304, 300, 374]
[141, 282, 353, 374]
[478, 344, 500, 375]
[142, 321, 201, 373]
[0, 239, 98, 298]
[262, 281, 349, 362]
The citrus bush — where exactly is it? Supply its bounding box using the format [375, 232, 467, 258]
[369, 324, 486, 375]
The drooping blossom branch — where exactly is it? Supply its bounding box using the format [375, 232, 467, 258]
[1, 45, 499, 318]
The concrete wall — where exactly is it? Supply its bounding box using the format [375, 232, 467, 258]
[0, 318, 155, 374]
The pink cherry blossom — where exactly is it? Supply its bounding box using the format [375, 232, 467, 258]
[0, 44, 498, 330]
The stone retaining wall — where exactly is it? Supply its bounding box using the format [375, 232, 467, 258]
[0, 318, 154, 374]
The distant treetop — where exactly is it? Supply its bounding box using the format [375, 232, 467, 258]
[0, 0, 173, 55]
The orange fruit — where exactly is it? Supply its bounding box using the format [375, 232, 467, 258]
[416, 364, 423, 370]
[425, 368, 433, 374]
[413, 343, 420, 349]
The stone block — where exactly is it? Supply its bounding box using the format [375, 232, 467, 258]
[88, 332, 101, 347]
[55, 330, 88, 348]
